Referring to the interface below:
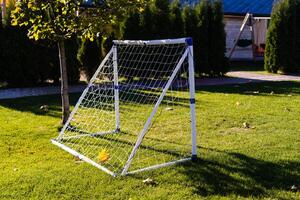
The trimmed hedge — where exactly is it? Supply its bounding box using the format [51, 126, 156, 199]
[121, 0, 228, 76]
[0, 26, 80, 87]
[265, 0, 300, 73]
[0, 4, 80, 87]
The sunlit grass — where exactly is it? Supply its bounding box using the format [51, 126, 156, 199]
[0, 81, 300, 199]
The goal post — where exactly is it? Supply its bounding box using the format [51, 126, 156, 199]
[52, 37, 197, 176]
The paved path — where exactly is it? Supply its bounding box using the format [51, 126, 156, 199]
[227, 71, 300, 82]
[0, 71, 299, 99]
[197, 71, 300, 86]
[0, 85, 85, 100]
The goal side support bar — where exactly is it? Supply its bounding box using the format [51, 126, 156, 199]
[188, 45, 197, 160]
[113, 45, 120, 131]
[121, 48, 190, 175]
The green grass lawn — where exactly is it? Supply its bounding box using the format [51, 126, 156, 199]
[1, 81, 300, 199]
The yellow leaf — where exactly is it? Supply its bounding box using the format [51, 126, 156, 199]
[11, 19, 19, 26]
[15, 7, 21, 13]
[98, 149, 110, 163]
[28, 2, 33, 8]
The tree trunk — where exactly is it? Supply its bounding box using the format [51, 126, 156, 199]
[58, 40, 70, 124]
[1, 0, 6, 23]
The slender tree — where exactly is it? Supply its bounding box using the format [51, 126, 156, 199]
[11, 0, 144, 124]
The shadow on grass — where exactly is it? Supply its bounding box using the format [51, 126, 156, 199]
[0, 81, 299, 118]
[197, 81, 300, 96]
[0, 86, 191, 118]
[181, 147, 300, 197]
[0, 94, 80, 118]
[229, 60, 264, 72]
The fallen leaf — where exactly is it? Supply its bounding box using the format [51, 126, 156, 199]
[143, 178, 157, 186]
[243, 122, 250, 129]
[291, 185, 298, 192]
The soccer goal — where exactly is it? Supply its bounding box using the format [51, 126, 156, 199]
[51, 37, 197, 177]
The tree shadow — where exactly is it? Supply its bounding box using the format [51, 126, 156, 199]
[1, 81, 299, 118]
[229, 60, 264, 72]
[180, 147, 300, 198]
[0, 83, 191, 118]
[0, 94, 80, 118]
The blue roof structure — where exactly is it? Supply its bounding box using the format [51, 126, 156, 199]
[179, 0, 276, 17]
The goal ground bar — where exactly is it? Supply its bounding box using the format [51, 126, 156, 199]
[51, 139, 117, 177]
[125, 158, 192, 175]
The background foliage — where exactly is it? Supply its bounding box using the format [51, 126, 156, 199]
[0, 2, 79, 87]
[1, 0, 229, 88]
[122, 0, 228, 76]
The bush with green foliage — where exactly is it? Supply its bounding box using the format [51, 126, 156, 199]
[170, 0, 184, 38]
[121, 0, 228, 76]
[265, 0, 300, 73]
[77, 38, 103, 80]
[208, 0, 228, 75]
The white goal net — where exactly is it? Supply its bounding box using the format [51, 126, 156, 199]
[52, 38, 197, 176]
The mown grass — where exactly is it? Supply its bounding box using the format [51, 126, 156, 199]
[0, 81, 300, 199]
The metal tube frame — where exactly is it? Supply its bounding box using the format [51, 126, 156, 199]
[121, 48, 190, 175]
[53, 38, 197, 177]
[113, 45, 120, 131]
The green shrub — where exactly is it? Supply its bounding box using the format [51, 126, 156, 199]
[184, 0, 228, 76]
[170, 0, 184, 38]
[77, 37, 103, 80]
[65, 38, 81, 84]
[209, 0, 228, 75]
[152, 0, 171, 39]
[183, 5, 200, 66]
[122, 10, 142, 40]
[121, 0, 228, 77]
[265, 0, 300, 73]
[140, 4, 155, 39]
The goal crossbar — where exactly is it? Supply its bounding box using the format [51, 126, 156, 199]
[113, 37, 192, 46]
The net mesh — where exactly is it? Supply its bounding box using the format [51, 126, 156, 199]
[55, 41, 192, 175]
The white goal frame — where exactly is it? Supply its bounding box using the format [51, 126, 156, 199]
[51, 37, 197, 177]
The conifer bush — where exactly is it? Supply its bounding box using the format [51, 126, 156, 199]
[121, 0, 228, 77]
[265, 0, 300, 73]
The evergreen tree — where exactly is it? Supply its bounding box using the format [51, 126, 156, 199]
[196, 0, 211, 75]
[183, 6, 200, 68]
[265, 0, 300, 73]
[152, 0, 171, 38]
[122, 10, 142, 40]
[170, 0, 184, 38]
[77, 38, 102, 80]
[210, 0, 228, 76]
[140, 3, 155, 39]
